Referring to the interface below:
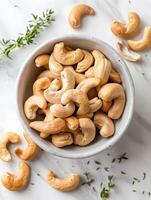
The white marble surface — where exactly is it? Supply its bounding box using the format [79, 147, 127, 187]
[0, 0, 151, 199]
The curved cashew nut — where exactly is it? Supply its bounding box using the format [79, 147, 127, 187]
[14, 132, 39, 160]
[49, 54, 63, 78]
[44, 68, 75, 103]
[76, 50, 93, 72]
[127, 26, 151, 51]
[85, 66, 95, 78]
[0, 132, 20, 162]
[35, 54, 49, 68]
[47, 170, 80, 192]
[101, 100, 112, 113]
[37, 70, 54, 80]
[68, 4, 95, 28]
[30, 118, 66, 138]
[94, 111, 115, 137]
[116, 40, 141, 61]
[89, 97, 102, 113]
[111, 12, 140, 38]
[66, 66, 86, 84]
[73, 118, 96, 146]
[50, 102, 75, 118]
[109, 67, 121, 83]
[33, 77, 51, 96]
[24, 95, 47, 120]
[98, 83, 126, 119]
[77, 112, 94, 119]
[48, 79, 62, 91]
[61, 89, 90, 115]
[1, 162, 30, 191]
[92, 51, 111, 86]
[51, 132, 73, 148]
[76, 78, 100, 93]
[53, 42, 84, 65]
[65, 116, 79, 131]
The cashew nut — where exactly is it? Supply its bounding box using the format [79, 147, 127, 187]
[33, 77, 51, 96]
[35, 54, 49, 68]
[48, 79, 62, 91]
[92, 51, 111, 85]
[61, 89, 90, 115]
[66, 66, 86, 84]
[49, 54, 63, 78]
[127, 26, 151, 51]
[1, 162, 30, 191]
[76, 78, 100, 93]
[101, 100, 112, 113]
[116, 40, 141, 61]
[85, 66, 95, 78]
[98, 83, 126, 119]
[65, 116, 79, 131]
[14, 132, 39, 160]
[76, 50, 93, 72]
[68, 4, 95, 28]
[89, 97, 102, 113]
[77, 112, 94, 119]
[47, 170, 80, 192]
[94, 111, 115, 137]
[44, 68, 75, 103]
[37, 70, 53, 80]
[73, 118, 96, 146]
[51, 132, 73, 148]
[53, 42, 84, 65]
[24, 95, 47, 120]
[30, 118, 66, 138]
[109, 67, 121, 83]
[111, 12, 140, 38]
[0, 132, 20, 162]
[50, 102, 75, 118]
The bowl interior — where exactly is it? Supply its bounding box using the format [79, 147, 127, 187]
[17, 36, 134, 158]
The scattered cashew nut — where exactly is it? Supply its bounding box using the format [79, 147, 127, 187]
[0, 132, 20, 162]
[127, 26, 151, 51]
[94, 111, 115, 137]
[68, 4, 95, 28]
[35, 54, 49, 68]
[1, 162, 30, 191]
[111, 12, 140, 38]
[47, 170, 80, 192]
[14, 132, 39, 160]
[51, 132, 73, 147]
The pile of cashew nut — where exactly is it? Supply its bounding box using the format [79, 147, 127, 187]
[24, 41, 126, 149]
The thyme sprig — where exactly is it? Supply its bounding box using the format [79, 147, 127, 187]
[0, 9, 54, 57]
[100, 176, 115, 200]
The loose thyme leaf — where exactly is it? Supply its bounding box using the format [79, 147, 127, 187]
[117, 152, 128, 163]
[0, 8, 54, 57]
[94, 160, 101, 165]
[142, 172, 146, 180]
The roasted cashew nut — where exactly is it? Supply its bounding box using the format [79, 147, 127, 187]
[128, 26, 151, 51]
[77, 112, 94, 119]
[76, 50, 93, 72]
[49, 53, 63, 78]
[50, 102, 75, 118]
[48, 79, 62, 91]
[30, 118, 66, 138]
[14, 132, 39, 160]
[111, 12, 140, 38]
[33, 77, 51, 96]
[66, 66, 86, 84]
[35, 54, 50, 68]
[109, 67, 121, 83]
[85, 66, 95, 78]
[44, 68, 75, 103]
[24, 95, 47, 120]
[53, 42, 84, 65]
[76, 78, 100, 93]
[0, 132, 20, 162]
[92, 51, 111, 86]
[116, 40, 141, 61]
[68, 4, 95, 28]
[94, 111, 115, 137]
[1, 162, 30, 191]
[37, 70, 54, 80]
[65, 116, 79, 131]
[101, 100, 112, 113]
[89, 97, 102, 113]
[61, 89, 90, 115]
[73, 118, 96, 146]
[51, 132, 73, 148]
[98, 83, 126, 119]
[47, 170, 80, 192]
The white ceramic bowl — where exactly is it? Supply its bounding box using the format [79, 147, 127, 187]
[16, 35, 134, 159]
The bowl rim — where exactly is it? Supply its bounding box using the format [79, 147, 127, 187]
[16, 34, 135, 159]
